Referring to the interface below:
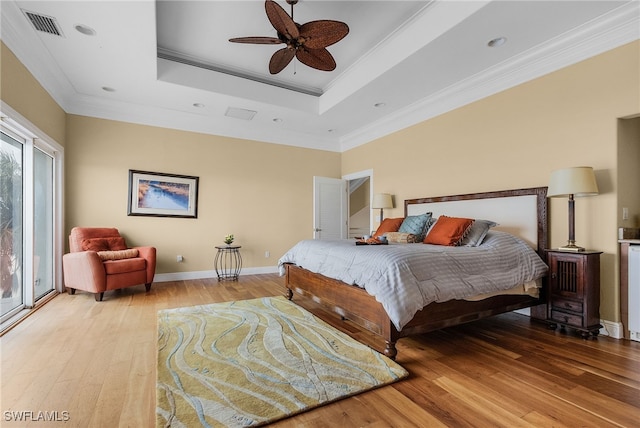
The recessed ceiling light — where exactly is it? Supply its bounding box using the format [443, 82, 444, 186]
[193, 103, 205, 108]
[328, 129, 335, 133]
[374, 102, 386, 108]
[487, 37, 507, 48]
[101, 86, 116, 92]
[75, 24, 96, 36]
[273, 118, 283, 123]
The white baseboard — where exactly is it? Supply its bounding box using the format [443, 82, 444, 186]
[599, 319, 623, 339]
[154, 266, 279, 283]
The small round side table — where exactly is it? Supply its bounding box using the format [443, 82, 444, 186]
[214, 245, 242, 281]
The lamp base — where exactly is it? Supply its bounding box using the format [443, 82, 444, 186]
[557, 242, 586, 252]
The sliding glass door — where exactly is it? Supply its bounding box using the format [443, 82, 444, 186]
[0, 131, 24, 318]
[0, 105, 63, 331]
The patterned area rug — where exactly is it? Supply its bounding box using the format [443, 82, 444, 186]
[156, 296, 408, 427]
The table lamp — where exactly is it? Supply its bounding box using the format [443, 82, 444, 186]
[372, 193, 393, 223]
[547, 166, 599, 251]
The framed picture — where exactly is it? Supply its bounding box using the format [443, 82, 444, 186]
[127, 170, 199, 218]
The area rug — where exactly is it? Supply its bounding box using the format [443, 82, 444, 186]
[156, 296, 408, 427]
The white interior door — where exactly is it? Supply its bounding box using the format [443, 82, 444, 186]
[313, 177, 347, 240]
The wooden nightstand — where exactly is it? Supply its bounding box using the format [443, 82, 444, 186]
[545, 249, 602, 338]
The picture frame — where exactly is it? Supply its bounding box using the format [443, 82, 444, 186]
[127, 170, 199, 218]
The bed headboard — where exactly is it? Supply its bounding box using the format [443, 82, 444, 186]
[405, 187, 548, 256]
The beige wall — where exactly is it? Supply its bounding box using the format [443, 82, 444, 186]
[350, 179, 369, 215]
[342, 41, 640, 323]
[65, 115, 341, 273]
[0, 42, 66, 145]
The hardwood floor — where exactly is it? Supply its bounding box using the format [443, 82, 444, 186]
[1, 274, 639, 427]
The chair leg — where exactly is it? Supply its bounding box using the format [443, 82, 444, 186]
[145, 283, 152, 292]
[94, 292, 104, 302]
[69, 288, 76, 295]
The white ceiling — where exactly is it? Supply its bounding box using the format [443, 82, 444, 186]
[1, 1, 638, 152]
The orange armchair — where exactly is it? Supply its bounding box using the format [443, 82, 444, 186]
[62, 227, 156, 301]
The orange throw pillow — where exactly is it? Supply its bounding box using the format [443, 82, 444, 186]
[373, 217, 404, 238]
[424, 215, 473, 246]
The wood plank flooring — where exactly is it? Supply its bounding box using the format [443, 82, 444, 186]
[1, 274, 639, 427]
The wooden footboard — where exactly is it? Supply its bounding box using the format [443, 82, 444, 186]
[285, 263, 546, 360]
[285, 263, 400, 359]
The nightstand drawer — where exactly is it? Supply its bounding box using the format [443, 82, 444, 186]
[551, 298, 583, 313]
[550, 310, 583, 327]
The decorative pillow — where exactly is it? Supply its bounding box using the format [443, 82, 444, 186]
[373, 217, 404, 238]
[423, 215, 474, 246]
[398, 212, 432, 239]
[460, 219, 498, 247]
[81, 237, 127, 252]
[97, 248, 139, 261]
[385, 232, 421, 243]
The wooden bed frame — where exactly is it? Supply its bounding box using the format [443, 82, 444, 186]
[285, 187, 549, 359]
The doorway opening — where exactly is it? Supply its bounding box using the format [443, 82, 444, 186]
[344, 170, 373, 239]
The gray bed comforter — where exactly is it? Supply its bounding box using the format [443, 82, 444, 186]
[278, 231, 548, 331]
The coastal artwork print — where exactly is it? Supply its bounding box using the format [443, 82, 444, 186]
[127, 170, 199, 218]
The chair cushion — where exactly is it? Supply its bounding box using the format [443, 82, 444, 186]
[81, 237, 127, 252]
[70, 227, 123, 252]
[103, 257, 146, 275]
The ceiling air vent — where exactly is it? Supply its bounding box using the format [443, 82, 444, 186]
[225, 107, 257, 121]
[22, 10, 64, 37]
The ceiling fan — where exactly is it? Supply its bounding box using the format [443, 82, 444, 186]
[229, 0, 349, 74]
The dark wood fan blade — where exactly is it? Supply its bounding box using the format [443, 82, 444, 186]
[295, 47, 336, 71]
[265, 0, 299, 40]
[269, 47, 295, 74]
[299, 20, 349, 49]
[229, 36, 282, 44]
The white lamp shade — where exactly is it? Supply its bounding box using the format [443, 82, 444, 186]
[372, 193, 393, 209]
[547, 167, 599, 198]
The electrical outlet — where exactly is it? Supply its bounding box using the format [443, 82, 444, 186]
[623, 207, 629, 221]
[265, 251, 270, 258]
[176, 255, 183, 262]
